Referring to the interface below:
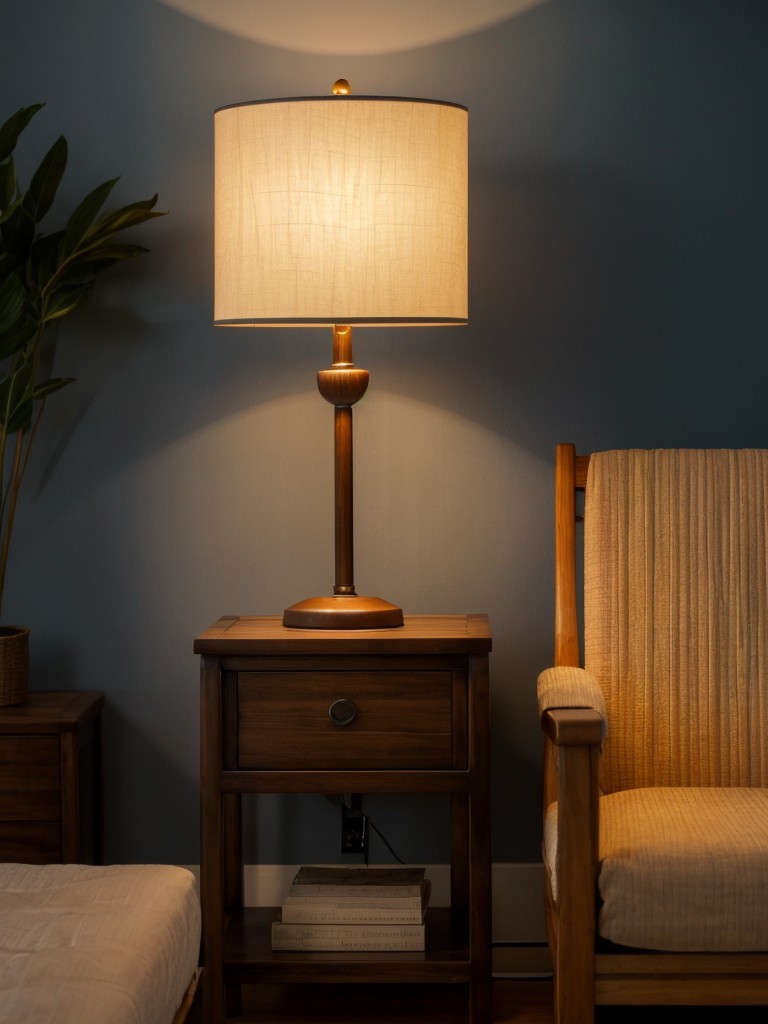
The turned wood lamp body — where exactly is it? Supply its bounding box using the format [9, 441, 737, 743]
[284, 323, 403, 629]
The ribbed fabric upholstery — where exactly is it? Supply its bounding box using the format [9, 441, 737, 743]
[584, 449, 768, 794]
[537, 665, 607, 723]
[599, 787, 768, 950]
[543, 787, 768, 950]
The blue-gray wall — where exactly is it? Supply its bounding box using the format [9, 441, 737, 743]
[2, 0, 767, 867]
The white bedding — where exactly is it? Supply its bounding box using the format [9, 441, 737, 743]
[0, 863, 201, 1024]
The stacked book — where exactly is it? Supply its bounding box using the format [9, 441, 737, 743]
[271, 866, 430, 951]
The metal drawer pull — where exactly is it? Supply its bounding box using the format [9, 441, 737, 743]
[328, 698, 357, 726]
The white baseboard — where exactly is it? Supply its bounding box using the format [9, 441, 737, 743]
[186, 861, 552, 976]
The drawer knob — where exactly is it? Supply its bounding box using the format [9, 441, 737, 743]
[328, 698, 357, 727]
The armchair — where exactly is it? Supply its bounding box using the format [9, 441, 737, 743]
[538, 444, 768, 1022]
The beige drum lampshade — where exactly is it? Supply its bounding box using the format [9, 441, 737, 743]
[214, 93, 468, 326]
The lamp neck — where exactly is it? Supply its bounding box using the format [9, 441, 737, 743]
[332, 324, 353, 366]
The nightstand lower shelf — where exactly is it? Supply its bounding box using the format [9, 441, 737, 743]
[225, 908, 473, 985]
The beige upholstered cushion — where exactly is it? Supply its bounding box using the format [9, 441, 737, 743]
[545, 787, 768, 951]
[584, 449, 768, 793]
[599, 787, 768, 951]
[537, 665, 607, 724]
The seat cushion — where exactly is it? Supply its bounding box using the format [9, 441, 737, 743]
[602, 787, 768, 950]
[545, 787, 768, 951]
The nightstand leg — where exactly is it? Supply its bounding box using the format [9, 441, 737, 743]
[201, 656, 226, 1024]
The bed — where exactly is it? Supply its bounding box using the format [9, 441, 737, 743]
[0, 862, 201, 1024]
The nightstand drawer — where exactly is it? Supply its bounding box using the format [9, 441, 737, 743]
[236, 670, 464, 770]
[0, 737, 60, 820]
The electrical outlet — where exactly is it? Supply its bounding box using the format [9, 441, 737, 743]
[341, 795, 368, 855]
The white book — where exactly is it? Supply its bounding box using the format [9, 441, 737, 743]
[287, 865, 426, 902]
[271, 921, 425, 951]
[281, 880, 430, 924]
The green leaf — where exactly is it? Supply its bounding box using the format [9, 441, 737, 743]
[60, 242, 150, 278]
[0, 156, 17, 212]
[1, 201, 35, 259]
[0, 316, 37, 361]
[5, 395, 33, 433]
[0, 271, 26, 333]
[57, 246, 151, 282]
[59, 177, 119, 260]
[79, 242, 150, 261]
[83, 195, 164, 246]
[42, 280, 94, 322]
[32, 376, 75, 399]
[0, 104, 43, 164]
[0, 194, 23, 228]
[29, 229, 65, 288]
[0, 358, 34, 433]
[23, 135, 67, 223]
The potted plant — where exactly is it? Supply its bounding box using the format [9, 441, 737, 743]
[0, 103, 165, 704]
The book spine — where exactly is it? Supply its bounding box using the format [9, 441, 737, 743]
[271, 923, 425, 952]
[288, 884, 422, 899]
[284, 893, 424, 910]
[280, 904, 424, 924]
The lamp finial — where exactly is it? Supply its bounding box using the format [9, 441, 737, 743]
[332, 79, 351, 95]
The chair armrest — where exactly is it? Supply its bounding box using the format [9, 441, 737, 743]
[542, 707, 604, 747]
[537, 665, 606, 720]
[538, 667, 605, 822]
[538, 665, 607, 748]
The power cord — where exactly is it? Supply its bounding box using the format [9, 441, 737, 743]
[338, 794, 405, 865]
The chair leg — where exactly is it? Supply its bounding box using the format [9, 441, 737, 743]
[548, 880, 596, 1023]
[553, 957, 595, 1024]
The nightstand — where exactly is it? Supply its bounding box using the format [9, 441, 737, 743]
[195, 614, 492, 1024]
[0, 691, 104, 864]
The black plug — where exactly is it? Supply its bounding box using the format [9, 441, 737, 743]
[340, 794, 368, 856]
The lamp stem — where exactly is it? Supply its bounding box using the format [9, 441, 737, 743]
[334, 403, 355, 596]
[328, 325, 362, 596]
[281, 325, 403, 628]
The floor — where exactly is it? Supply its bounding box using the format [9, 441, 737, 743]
[198, 979, 768, 1022]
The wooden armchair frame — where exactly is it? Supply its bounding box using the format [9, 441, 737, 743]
[542, 442, 768, 1023]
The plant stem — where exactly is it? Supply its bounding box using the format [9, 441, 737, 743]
[0, 429, 25, 619]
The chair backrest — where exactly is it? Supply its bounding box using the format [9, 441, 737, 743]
[560, 446, 768, 794]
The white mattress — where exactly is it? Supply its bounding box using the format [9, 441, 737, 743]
[0, 863, 201, 1024]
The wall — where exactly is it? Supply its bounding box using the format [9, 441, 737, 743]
[1, 0, 766, 872]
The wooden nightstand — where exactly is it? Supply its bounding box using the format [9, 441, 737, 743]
[196, 614, 492, 1024]
[0, 691, 104, 864]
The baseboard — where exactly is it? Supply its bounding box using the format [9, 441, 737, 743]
[185, 861, 552, 977]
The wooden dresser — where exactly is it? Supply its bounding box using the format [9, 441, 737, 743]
[0, 691, 104, 864]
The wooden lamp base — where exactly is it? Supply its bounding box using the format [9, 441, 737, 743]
[282, 594, 403, 630]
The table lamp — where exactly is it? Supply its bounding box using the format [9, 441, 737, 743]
[214, 81, 468, 629]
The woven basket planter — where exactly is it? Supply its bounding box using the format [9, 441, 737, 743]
[0, 626, 29, 706]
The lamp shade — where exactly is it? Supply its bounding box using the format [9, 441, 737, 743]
[214, 94, 468, 326]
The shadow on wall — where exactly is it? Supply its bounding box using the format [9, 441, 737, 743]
[101, 702, 201, 863]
